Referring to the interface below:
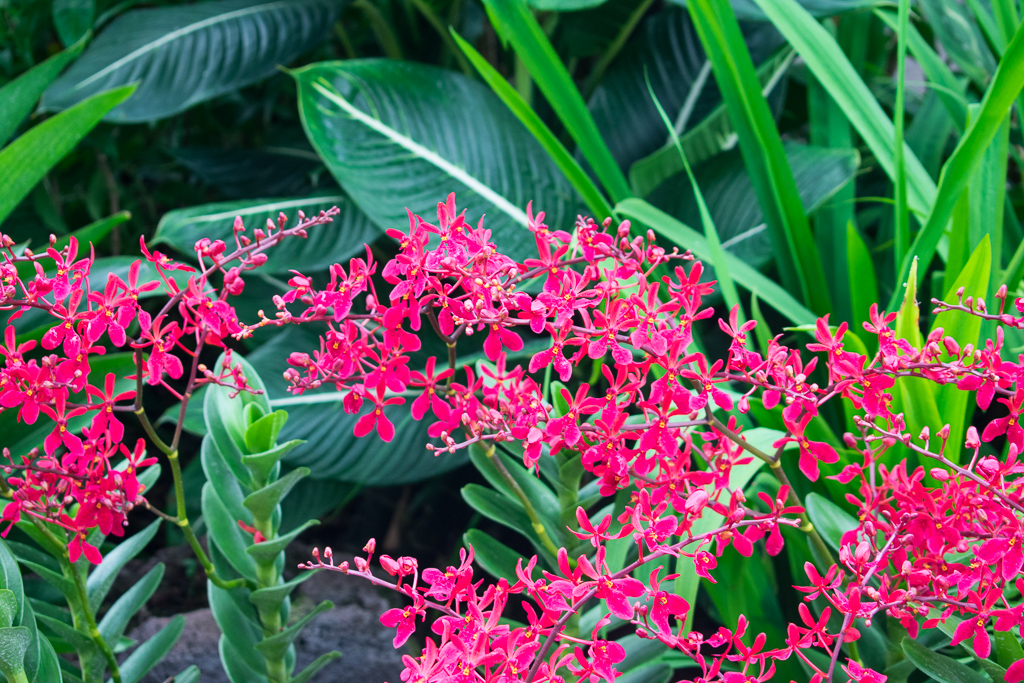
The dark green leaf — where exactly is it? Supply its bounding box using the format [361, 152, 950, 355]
[243, 467, 310, 521]
[464, 529, 521, 582]
[202, 483, 258, 581]
[902, 636, 989, 683]
[42, 0, 340, 122]
[289, 651, 342, 683]
[253, 600, 331, 660]
[98, 564, 165, 646]
[170, 145, 329, 199]
[246, 520, 318, 562]
[86, 519, 160, 613]
[248, 571, 316, 615]
[804, 492, 857, 552]
[53, 0, 94, 46]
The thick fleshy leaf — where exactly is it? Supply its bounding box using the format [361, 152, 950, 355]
[646, 142, 859, 268]
[41, 0, 340, 122]
[117, 614, 185, 683]
[590, 7, 783, 173]
[294, 59, 583, 262]
[52, 0, 93, 46]
[153, 195, 382, 274]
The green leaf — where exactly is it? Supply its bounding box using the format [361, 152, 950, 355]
[254, 600, 332, 661]
[685, 0, 831, 314]
[42, 0, 339, 122]
[244, 410, 289, 455]
[629, 45, 793, 199]
[248, 571, 317, 615]
[468, 448, 561, 533]
[0, 541, 24, 627]
[169, 666, 200, 683]
[594, 7, 783, 176]
[0, 592, 16, 630]
[0, 84, 135, 227]
[98, 564, 165, 647]
[53, 0, 94, 46]
[751, 0, 936, 228]
[170, 144, 328, 199]
[930, 236, 991, 466]
[646, 142, 858, 270]
[847, 223, 879, 344]
[917, 0, 995, 87]
[461, 484, 555, 565]
[86, 519, 160, 614]
[246, 520, 318, 563]
[208, 583, 264, 683]
[996, 631, 1024, 669]
[902, 637, 989, 683]
[530, 0, 608, 8]
[804, 492, 857, 552]
[289, 651, 342, 683]
[242, 440, 304, 487]
[481, 0, 632, 202]
[0, 37, 87, 147]
[295, 59, 583, 263]
[114, 614, 185, 683]
[464, 529, 522, 582]
[0, 626, 32, 681]
[203, 483, 258, 581]
[204, 354, 271, 485]
[616, 198, 815, 325]
[243, 467, 310, 521]
[153, 196, 383, 275]
[451, 29, 612, 219]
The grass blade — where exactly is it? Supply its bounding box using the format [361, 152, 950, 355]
[481, 0, 632, 202]
[451, 29, 613, 219]
[616, 198, 815, 325]
[893, 0, 911, 271]
[645, 71, 744, 321]
[687, 0, 831, 314]
[752, 0, 937, 222]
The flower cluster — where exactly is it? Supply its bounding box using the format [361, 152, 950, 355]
[276, 195, 1024, 682]
[0, 208, 338, 561]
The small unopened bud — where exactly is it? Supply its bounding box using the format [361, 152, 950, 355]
[930, 468, 950, 481]
[919, 426, 929, 442]
[965, 425, 980, 449]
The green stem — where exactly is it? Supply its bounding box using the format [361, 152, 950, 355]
[31, 519, 121, 683]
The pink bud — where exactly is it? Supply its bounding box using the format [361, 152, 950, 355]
[965, 425, 980, 449]
[930, 468, 949, 481]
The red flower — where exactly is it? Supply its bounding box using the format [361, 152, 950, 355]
[353, 384, 405, 442]
[774, 410, 839, 481]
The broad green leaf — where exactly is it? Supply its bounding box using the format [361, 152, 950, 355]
[668, 0, 879, 20]
[530, 0, 608, 8]
[646, 142, 859, 270]
[616, 198, 815, 325]
[0, 37, 87, 147]
[751, 0, 936, 229]
[42, 0, 339, 122]
[592, 7, 783, 175]
[98, 564, 165, 647]
[0, 85, 135, 227]
[996, 631, 1024, 669]
[53, 0, 94, 46]
[930, 236, 991, 466]
[464, 529, 522, 582]
[480, 0, 632, 202]
[902, 637, 989, 683]
[451, 29, 613, 219]
[0, 542, 24, 628]
[804, 492, 857, 551]
[295, 59, 583, 263]
[86, 519, 160, 614]
[115, 614, 185, 683]
[917, 0, 995, 87]
[686, 0, 831, 314]
[155, 195, 377, 275]
[469, 447, 562, 532]
[461, 484, 556, 566]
